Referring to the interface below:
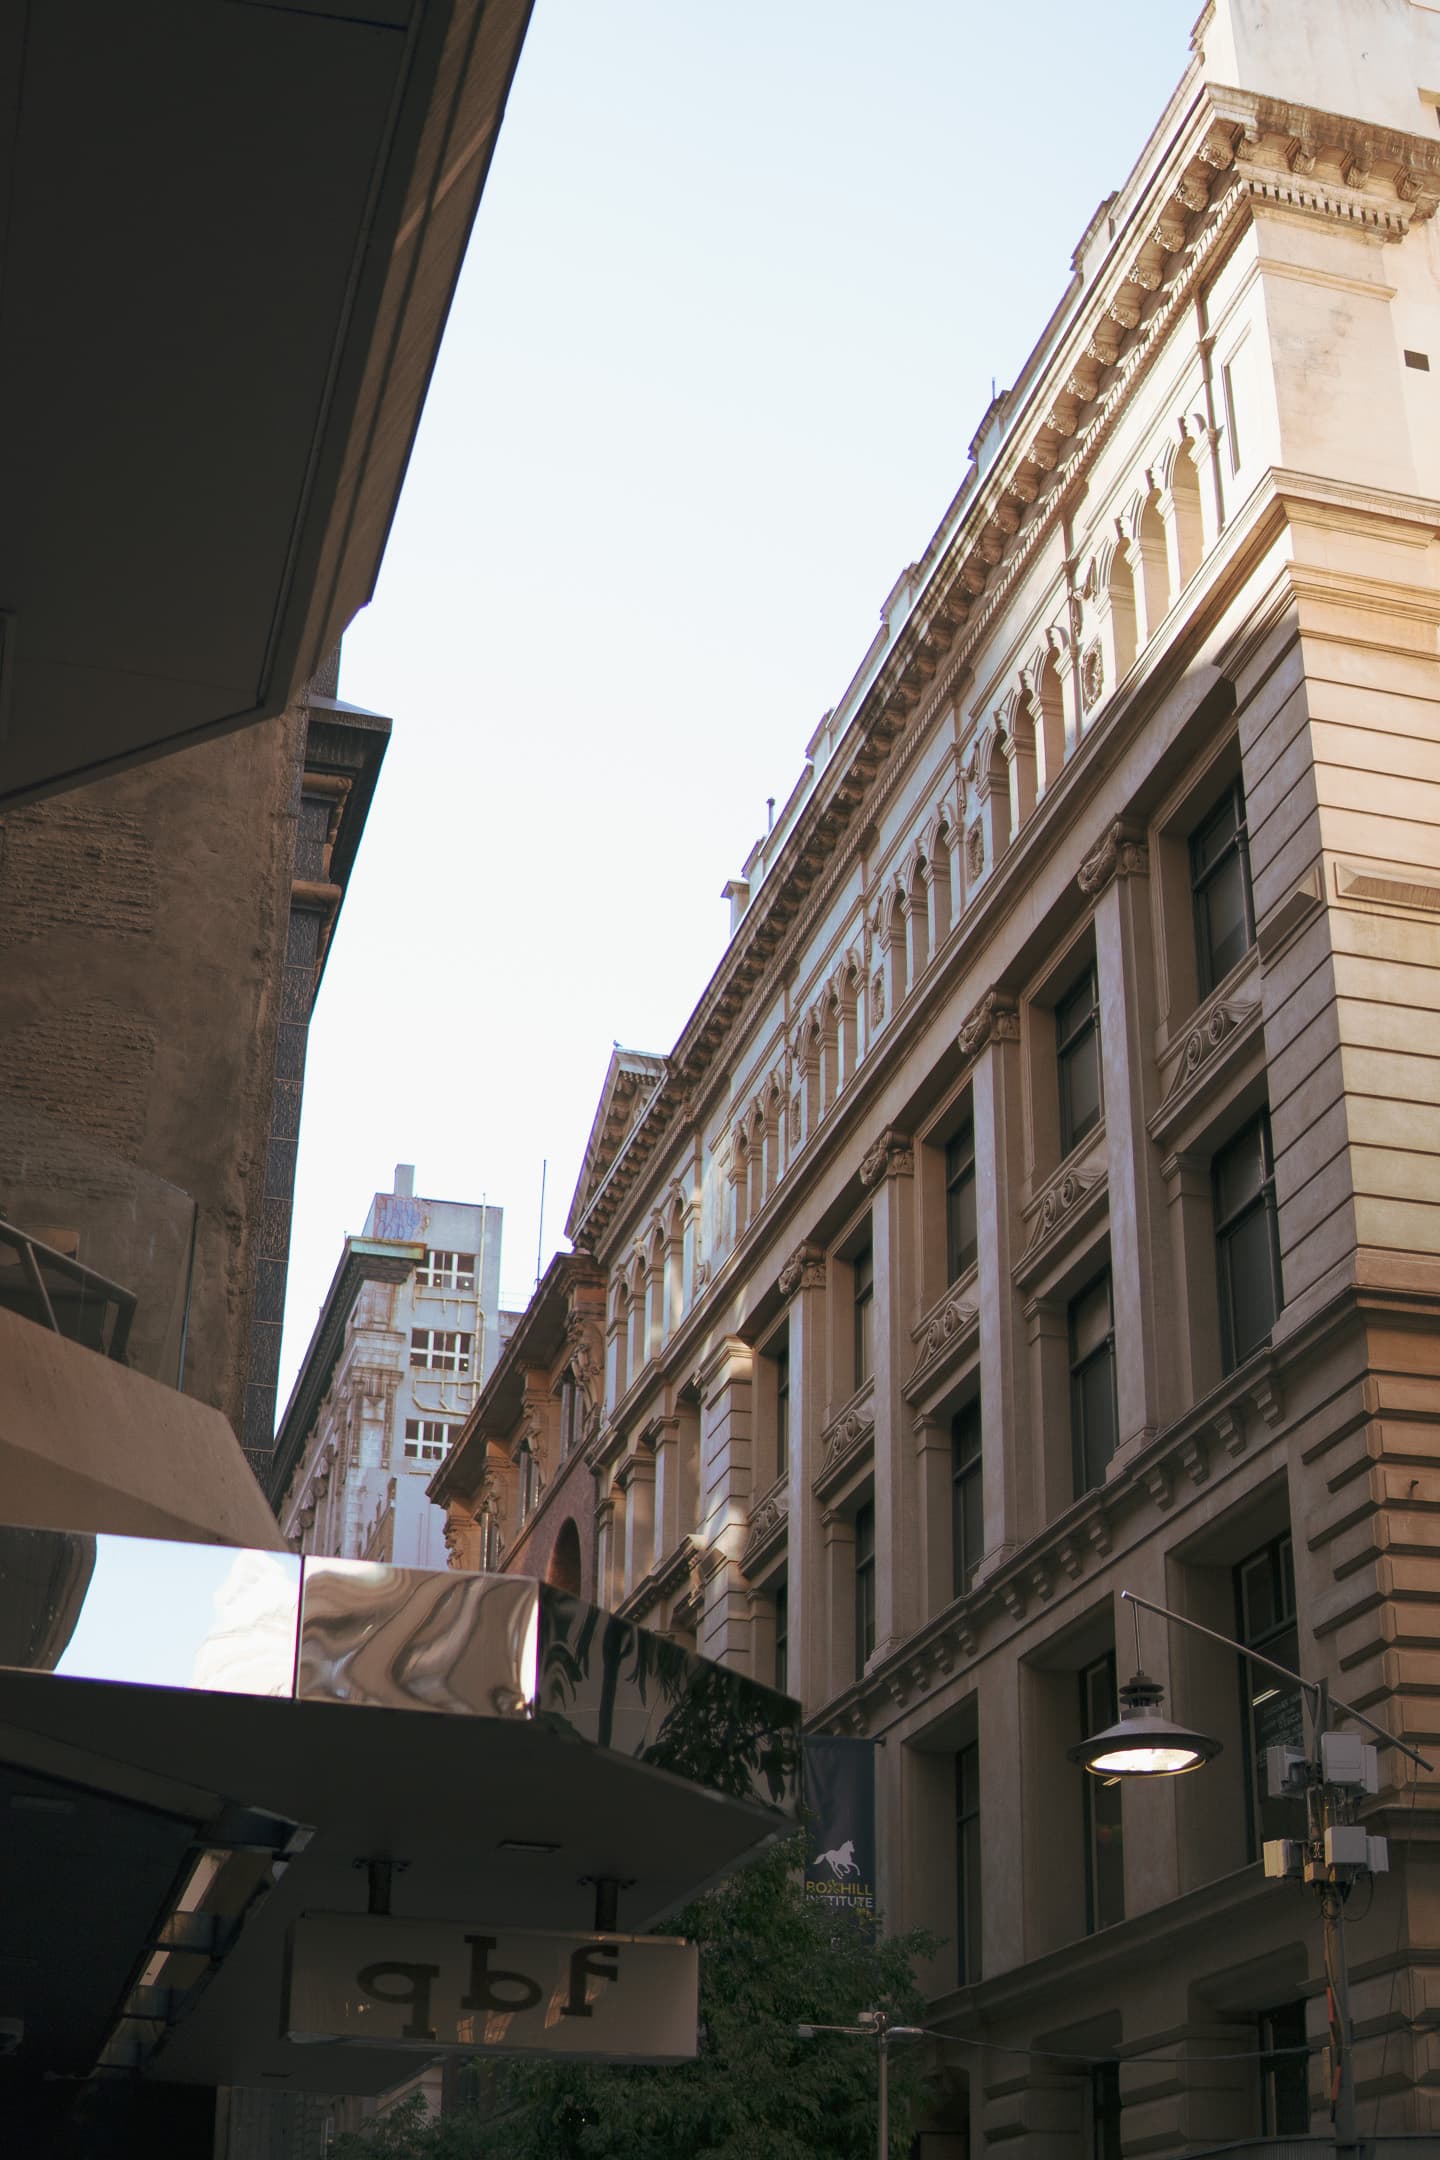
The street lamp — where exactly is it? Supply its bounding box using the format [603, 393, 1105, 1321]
[796, 2008, 926, 2160]
[1072, 1588, 1433, 2156]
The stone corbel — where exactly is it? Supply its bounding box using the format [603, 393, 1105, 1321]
[957, 986, 1020, 1058]
[859, 1126, 914, 1189]
[1077, 816, 1149, 897]
[778, 1239, 826, 1298]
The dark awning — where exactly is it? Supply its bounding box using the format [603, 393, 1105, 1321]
[0, 0, 533, 807]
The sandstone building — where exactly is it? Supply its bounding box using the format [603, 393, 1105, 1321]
[442, 2, 1440, 2148]
[271, 1166, 509, 1570]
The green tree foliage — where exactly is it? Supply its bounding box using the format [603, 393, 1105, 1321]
[332, 1836, 938, 2160]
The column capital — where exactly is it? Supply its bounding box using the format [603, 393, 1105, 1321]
[957, 986, 1020, 1057]
[1077, 816, 1149, 897]
[859, 1126, 914, 1189]
[778, 1239, 826, 1297]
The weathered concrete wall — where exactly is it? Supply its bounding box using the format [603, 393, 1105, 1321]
[0, 708, 300, 1434]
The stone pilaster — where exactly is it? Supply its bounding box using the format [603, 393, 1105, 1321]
[1081, 820, 1179, 1455]
[780, 1239, 827, 1713]
[695, 1335, 754, 1668]
[860, 1126, 916, 1659]
[962, 990, 1031, 1566]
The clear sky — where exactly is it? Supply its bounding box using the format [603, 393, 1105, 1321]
[279, 0, 1201, 1398]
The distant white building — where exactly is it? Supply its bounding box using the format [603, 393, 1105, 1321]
[268, 1165, 515, 1569]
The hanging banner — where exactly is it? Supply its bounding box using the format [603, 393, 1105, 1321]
[284, 1917, 698, 2061]
[802, 1735, 876, 1929]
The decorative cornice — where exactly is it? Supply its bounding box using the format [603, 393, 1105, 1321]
[859, 1126, 914, 1189]
[778, 1239, 826, 1298]
[905, 1288, 980, 1403]
[1152, 987, 1263, 1142]
[1077, 817, 1149, 897]
[957, 987, 1020, 1058]
[1017, 1136, 1109, 1283]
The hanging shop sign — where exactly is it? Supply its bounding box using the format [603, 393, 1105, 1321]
[284, 1916, 698, 2061]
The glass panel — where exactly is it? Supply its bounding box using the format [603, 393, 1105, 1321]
[536, 1587, 801, 1815]
[1215, 1121, 1264, 1222]
[1260, 2002, 1309, 2134]
[0, 1525, 301, 1696]
[956, 1740, 981, 1984]
[952, 1406, 983, 1598]
[297, 1559, 538, 1718]
[946, 1122, 978, 1280]
[853, 1246, 874, 1388]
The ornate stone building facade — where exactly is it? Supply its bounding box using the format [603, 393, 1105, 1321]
[448, 3, 1440, 2148]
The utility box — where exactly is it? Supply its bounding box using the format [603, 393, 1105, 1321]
[1321, 1733, 1379, 1793]
[1367, 1834, 1390, 1873]
[1263, 1839, 1304, 1879]
[1265, 1744, 1308, 1795]
[1324, 1823, 1370, 1869]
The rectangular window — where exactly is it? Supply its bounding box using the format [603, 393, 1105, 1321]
[951, 1402, 983, 1599]
[1057, 967, 1103, 1155]
[774, 1579, 789, 1696]
[1080, 1653, 1124, 1931]
[1214, 1110, 1283, 1370]
[409, 1328, 472, 1373]
[1236, 1532, 1302, 1856]
[1069, 1272, 1117, 1495]
[854, 1501, 876, 1678]
[559, 1377, 580, 1459]
[775, 1341, 790, 1481]
[1258, 2002, 1309, 2135]
[402, 1417, 459, 1463]
[416, 1249, 477, 1290]
[853, 1243, 874, 1390]
[945, 1119, 978, 1281]
[955, 1740, 981, 1985]
[1190, 779, 1256, 997]
[1090, 2061, 1122, 2160]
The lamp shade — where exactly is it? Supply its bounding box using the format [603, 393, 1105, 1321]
[1068, 1669, 1221, 1777]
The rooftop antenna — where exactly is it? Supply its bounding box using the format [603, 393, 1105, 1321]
[535, 1159, 547, 1291]
[766, 796, 775, 831]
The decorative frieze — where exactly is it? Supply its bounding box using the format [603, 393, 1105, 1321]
[741, 1476, 789, 1575]
[815, 1388, 876, 1498]
[906, 1288, 980, 1401]
[1019, 1141, 1108, 1271]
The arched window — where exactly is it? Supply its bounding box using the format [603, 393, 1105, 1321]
[546, 1517, 583, 1597]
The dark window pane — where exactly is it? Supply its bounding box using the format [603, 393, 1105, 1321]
[1069, 1274, 1116, 1495]
[1215, 1112, 1282, 1372]
[854, 1501, 876, 1677]
[853, 1244, 874, 1389]
[952, 1404, 983, 1598]
[774, 1581, 789, 1696]
[1236, 1533, 1303, 1856]
[1259, 2002, 1309, 2135]
[956, 1741, 981, 1985]
[1081, 1655, 1124, 1931]
[775, 1345, 790, 1480]
[1191, 780, 1256, 996]
[946, 1121, 978, 1280]
[1057, 969, 1102, 1154]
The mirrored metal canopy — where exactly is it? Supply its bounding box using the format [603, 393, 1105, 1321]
[0, 1523, 800, 2095]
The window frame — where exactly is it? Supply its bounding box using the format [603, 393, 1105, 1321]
[416, 1248, 477, 1292]
[409, 1327, 472, 1373]
[1235, 1530, 1301, 1858]
[402, 1416, 459, 1464]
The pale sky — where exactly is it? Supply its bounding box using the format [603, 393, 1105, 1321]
[280, 0, 1201, 1400]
